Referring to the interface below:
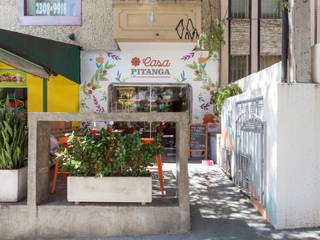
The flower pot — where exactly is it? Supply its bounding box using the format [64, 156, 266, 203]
[0, 166, 27, 202]
[67, 176, 152, 204]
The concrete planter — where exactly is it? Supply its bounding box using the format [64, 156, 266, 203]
[67, 176, 152, 203]
[0, 166, 27, 202]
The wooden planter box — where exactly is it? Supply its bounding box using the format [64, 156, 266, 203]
[67, 176, 152, 204]
[0, 166, 27, 202]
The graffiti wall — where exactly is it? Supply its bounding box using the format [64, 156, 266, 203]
[81, 50, 219, 123]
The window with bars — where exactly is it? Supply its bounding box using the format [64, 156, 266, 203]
[230, 55, 250, 83]
[230, 0, 250, 19]
[260, 0, 282, 19]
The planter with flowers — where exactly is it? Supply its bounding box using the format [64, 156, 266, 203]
[0, 105, 28, 202]
[57, 129, 162, 204]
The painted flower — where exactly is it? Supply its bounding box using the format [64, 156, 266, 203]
[195, 70, 201, 76]
[102, 69, 108, 75]
[198, 56, 207, 65]
[88, 90, 92, 94]
[131, 57, 141, 67]
[203, 113, 214, 124]
[96, 56, 104, 64]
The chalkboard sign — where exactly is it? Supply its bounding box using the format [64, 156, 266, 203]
[189, 124, 208, 159]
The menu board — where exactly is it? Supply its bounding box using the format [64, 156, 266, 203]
[189, 124, 208, 159]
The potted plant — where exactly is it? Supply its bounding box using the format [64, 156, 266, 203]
[0, 106, 28, 202]
[57, 129, 162, 204]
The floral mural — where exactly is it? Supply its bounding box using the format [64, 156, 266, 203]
[80, 50, 219, 123]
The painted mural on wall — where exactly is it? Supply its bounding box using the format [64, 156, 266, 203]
[81, 50, 219, 123]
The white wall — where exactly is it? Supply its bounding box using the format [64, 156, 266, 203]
[277, 84, 320, 228]
[221, 62, 320, 229]
[221, 63, 280, 226]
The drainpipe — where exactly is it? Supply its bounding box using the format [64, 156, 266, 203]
[281, 5, 289, 83]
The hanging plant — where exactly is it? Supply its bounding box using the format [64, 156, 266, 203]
[278, 0, 289, 12]
[197, 0, 225, 59]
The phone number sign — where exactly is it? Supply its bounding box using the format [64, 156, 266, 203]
[19, 0, 81, 25]
[34, 1, 68, 16]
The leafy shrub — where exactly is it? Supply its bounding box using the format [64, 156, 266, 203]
[0, 107, 27, 169]
[211, 83, 242, 121]
[58, 129, 162, 177]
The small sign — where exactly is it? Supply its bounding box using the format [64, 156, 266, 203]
[19, 0, 81, 25]
[0, 69, 27, 88]
[189, 124, 208, 159]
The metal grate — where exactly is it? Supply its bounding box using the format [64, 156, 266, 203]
[222, 147, 232, 177]
[235, 98, 266, 205]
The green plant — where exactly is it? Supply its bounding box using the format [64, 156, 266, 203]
[211, 83, 242, 122]
[0, 106, 27, 169]
[197, 0, 225, 59]
[278, 0, 289, 12]
[58, 129, 163, 177]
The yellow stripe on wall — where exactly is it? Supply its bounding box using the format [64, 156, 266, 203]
[48, 75, 80, 113]
[27, 74, 43, 112]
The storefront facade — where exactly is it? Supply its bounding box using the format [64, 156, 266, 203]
[81, 48, 219, 123]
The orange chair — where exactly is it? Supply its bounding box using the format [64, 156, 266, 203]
[141, 137, 165, 197]
[51, 136, 70, 193]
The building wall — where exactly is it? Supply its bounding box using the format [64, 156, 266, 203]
[230, 20, 250, 55]
[220, 0, 283, 84]
[260, 19, 282, 56]
[0, 0, 117, 50]
[0, 0, 219, 51]
[0, 61, 79, 112]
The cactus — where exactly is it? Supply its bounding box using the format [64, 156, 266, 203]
[0, 105, 27, 169]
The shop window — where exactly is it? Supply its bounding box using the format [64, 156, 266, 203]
[229, 55, 250, 83]
[19, 0, 81, 25]
[108, 84, 191, 114]
[230, 0, 250, 19]
[259, 55, 281, 70]
[260, 0, 282, 19]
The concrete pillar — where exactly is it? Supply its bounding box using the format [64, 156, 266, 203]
[288, 0, 312, 83]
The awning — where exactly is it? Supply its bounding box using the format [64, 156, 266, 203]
[0, 48, 49, 79]
[0, 29, 81, 84]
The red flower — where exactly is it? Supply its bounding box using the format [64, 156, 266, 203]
[88, 90, 92, 94]
[195, 70, 201, 76]
[131, 57, 141, 67]
[92, 86, 96, 90]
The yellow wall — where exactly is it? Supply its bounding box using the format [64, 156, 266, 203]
[0, 61, 80, 112]
[48, 75, 79, 112]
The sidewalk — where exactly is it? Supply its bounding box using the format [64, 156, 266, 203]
[62, 163, 320, 240]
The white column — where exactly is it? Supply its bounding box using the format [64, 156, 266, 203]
[288, 0, 312, 83]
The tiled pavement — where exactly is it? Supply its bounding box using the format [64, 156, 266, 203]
[58, 163, 320, 240]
